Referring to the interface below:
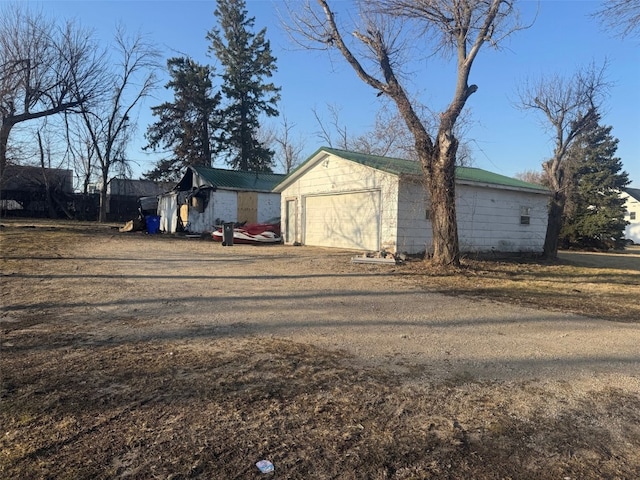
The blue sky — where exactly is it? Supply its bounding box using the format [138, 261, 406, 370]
[20, 1, 640, 186]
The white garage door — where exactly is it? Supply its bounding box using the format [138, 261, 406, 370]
[304, 191, 381, 250]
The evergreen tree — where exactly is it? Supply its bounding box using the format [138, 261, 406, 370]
[207, 0, 280, 172]
[560, 120, 629, 249]
[144, 57, 222, 181]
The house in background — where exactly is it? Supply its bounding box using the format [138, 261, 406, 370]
[91, 178, 175, 221]
[622, 187, 640, 244]
[158, 166, 285, 234]
[1, 165, 73, 217]
[274, 147, 550, 255]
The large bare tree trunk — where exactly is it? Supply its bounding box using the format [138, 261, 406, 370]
[427, 165, 459, 263]
[0, 122, 11, 178]
[421, 129, 460, 264]
[1, 6, 105, 176]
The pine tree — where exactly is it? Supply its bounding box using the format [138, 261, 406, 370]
[144, 57, 222, 181]
[207, 0, 280, 172]
[560, 120, 630, 250]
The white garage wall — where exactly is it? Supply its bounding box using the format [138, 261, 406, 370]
[396, 181, 432, 254]
[280, 150, 549, 254]
[456, 184, 548, 253]
[279, 153, 400, 250]
[396, 181, 548, 254]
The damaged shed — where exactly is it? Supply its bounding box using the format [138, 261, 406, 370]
[158, 166, 285, 234]
[274, 147, 550, 255]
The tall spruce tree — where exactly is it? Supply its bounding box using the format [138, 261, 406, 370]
[144, 57, 222, 181]
[207, 0, 280, 172]
[560, 119, 629, 250]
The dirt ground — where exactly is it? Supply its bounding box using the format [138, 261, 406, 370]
[1, 221, 639, 479]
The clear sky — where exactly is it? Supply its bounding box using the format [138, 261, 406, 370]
[15, 1, 640, 186]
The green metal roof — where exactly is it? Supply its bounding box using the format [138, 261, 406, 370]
[191, 165, 285, 192]
[297, 147, 549, 193]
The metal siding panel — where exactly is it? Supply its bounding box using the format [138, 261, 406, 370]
[158, 193, 178, 233]
[256, 193, 281, 223]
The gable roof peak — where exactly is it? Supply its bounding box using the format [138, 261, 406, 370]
[623, 187, 640, 201]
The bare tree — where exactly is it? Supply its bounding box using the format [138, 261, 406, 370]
[35, 125, 76, 218]
[515, 169, 547, 186]
[312, 101, 418, 158]
[517, 63, 610, 258]
[285, 0, 526, 266]
[73, 27, 160, 222]
[0, 4, 105, 178]
[64, 112, 98, 194]
[312, 100, 475, 165]
[273, 113, 305, 174]
[312, 104, 350, 150]
[356, 103, 424, 159]
[592, 0, 640, 40]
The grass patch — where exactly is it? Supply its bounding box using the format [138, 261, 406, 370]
[2, 336, 639, 479]
[402, 253, 640, 323]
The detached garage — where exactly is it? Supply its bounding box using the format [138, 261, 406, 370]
[274, 147, 550, 255]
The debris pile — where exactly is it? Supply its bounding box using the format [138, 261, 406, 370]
[351, 250, 405, 265]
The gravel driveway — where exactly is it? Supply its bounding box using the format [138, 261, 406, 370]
[6, 230, 636, 392]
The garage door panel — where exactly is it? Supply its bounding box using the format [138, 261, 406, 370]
[305, 191, 380, 250]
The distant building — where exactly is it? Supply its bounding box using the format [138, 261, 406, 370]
[622, 187, 640, 244]
[0, 165, 73, 217]
[97, 178, 175, 197]
[92, 178, 175, 221]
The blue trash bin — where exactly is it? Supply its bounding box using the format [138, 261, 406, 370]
[145, 215, 161, 234]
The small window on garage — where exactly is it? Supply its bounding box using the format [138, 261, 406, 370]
[631, 211, 637, 220]
[520, 206, 531, 225]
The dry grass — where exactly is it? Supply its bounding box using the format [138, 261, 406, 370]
[402, 251, 640, 323]
[1, 221, 639, 479]
[3, 335, 639, 479]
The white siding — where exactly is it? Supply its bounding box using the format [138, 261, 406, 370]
[455, 184, 548, 253]
[396, 182, 548, 254]
[396, 181, 432, 254]
[279, 153, 399, 251]
[211, 189, 238, 224]
[622, 191, 640, 243]
[184, 189, 236, 233]
[256, 192, 281, 223]
[184, 190, 281, 233]
[279, 150, 549, 254]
